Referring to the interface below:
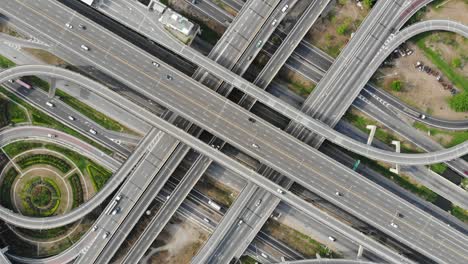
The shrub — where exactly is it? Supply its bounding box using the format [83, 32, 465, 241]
[336, 23, 349, 35]
[16, 154, 72, 173]
[451, 57, 462, 68]
[363, 0, 376, 9]
[0, 168, 18, 209]
[87, 164, 112, 191]
[449, 92, 468, 112]
[390, 80, 403, 92]
[68, 174, 84, 208]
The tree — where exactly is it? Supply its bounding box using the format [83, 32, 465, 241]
[390, 80, 402, 92]
[449, 92, 468, 112]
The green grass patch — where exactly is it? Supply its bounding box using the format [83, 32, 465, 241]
[7, 100, 28, 123]
[44, 143, 94, 171]
[68, 174, 84, 208]
[16, 154, 72, 173]
[288, 81, 316, 97]
[429, 163, 447, 174]
[195, 177, 235, 207]
[450, 205, 468, 223]
[86, 164, 112, 191]
[413, 122, 468, 147]
[16, 225, 71, 240]
[343, 149, 439, 203]
[264, 220, 340, 258]
[0, 167, 18, 210]
[239, 255, 257, 264]
[0, 86, 112, 155]
[3, 141, 44, 157]
[344, 111, 419, 153]
[461, 178, 468, 191]
[21, 76, 50, 92]
[55, 89, 132, 133]
[0, 54, 15, 68]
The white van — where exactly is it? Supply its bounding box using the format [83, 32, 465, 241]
[46, 101, 55, 108]
[281, 4, 289, 12]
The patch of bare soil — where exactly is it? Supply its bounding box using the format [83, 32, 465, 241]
[143, 216, 209, 264]
[378, 41, 468, 120]
[424, 0, 468, 25]
[305, 0, 369, 58]
[22, 48, 65, 65]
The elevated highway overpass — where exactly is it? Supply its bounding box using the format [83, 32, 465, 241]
[1, 65, 467, 263]
[0, 0, 468, 262]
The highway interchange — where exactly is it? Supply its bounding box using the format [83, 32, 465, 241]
[0, 0, 467, 264]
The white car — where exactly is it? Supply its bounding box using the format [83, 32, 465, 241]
[68, 115, 75, 121]
[277, 188, 284, 194]
[65, 23, 73, 29]
[281, 4, 289, 12]
[390, 222, 398, 228]
[47, 134, 56, 138]
[115, 195, 122, 201]
[89, 128, 97, 135]
[102, 232, 110, 239]
[335, 191, 342, 196]
[328, 236, 336, 242]
[92, 225, 98, 231]
[152, 61, 160, 67]
[261, 252, 268, 258]
[203, 218, 210, 223]
[255, 199, 262, 206]
[271, 19, 278, 26]
[80, 44, 89, 51]
[238, 219, 244, 225]
[252, 143, 259, 149]
[46, 102, 55, 108]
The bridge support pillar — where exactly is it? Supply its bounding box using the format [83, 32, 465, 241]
[366, 125, 377, 145]
[48, 77, 56, 99]
[389, 140, 400, 174]
[357, 245, 364, 258]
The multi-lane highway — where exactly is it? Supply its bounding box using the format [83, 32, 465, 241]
[5, 2, 467, 166]
[0, 59, 465, 264]
[2, 1, 463, 258]
[66, 0, 468, 165]
[0, 65, 410, 264]
[2, 1, 468, 258]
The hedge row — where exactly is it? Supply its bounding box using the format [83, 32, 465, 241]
[68, 174, 84, 208]
[16, 154, 72, 173]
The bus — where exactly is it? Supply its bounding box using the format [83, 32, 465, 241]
[15, 79, 32, 89]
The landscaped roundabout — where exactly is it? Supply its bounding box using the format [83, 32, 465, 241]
[0, 139, 113, 257]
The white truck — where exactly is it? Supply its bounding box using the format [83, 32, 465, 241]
[207, 199, 222, 211]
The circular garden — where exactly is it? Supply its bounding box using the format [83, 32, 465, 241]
[0, 139, 113, 255]
[21, 177, 61, 217]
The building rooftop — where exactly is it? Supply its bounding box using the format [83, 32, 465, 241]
[158, 9, 194, 36]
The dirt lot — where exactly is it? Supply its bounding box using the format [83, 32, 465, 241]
[378, 42, 468, 120]
[424, 0, 468, 24]
[377, 0, 468, 120]
[305, 0, 369, 58]
[143, 216, 209, 264]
